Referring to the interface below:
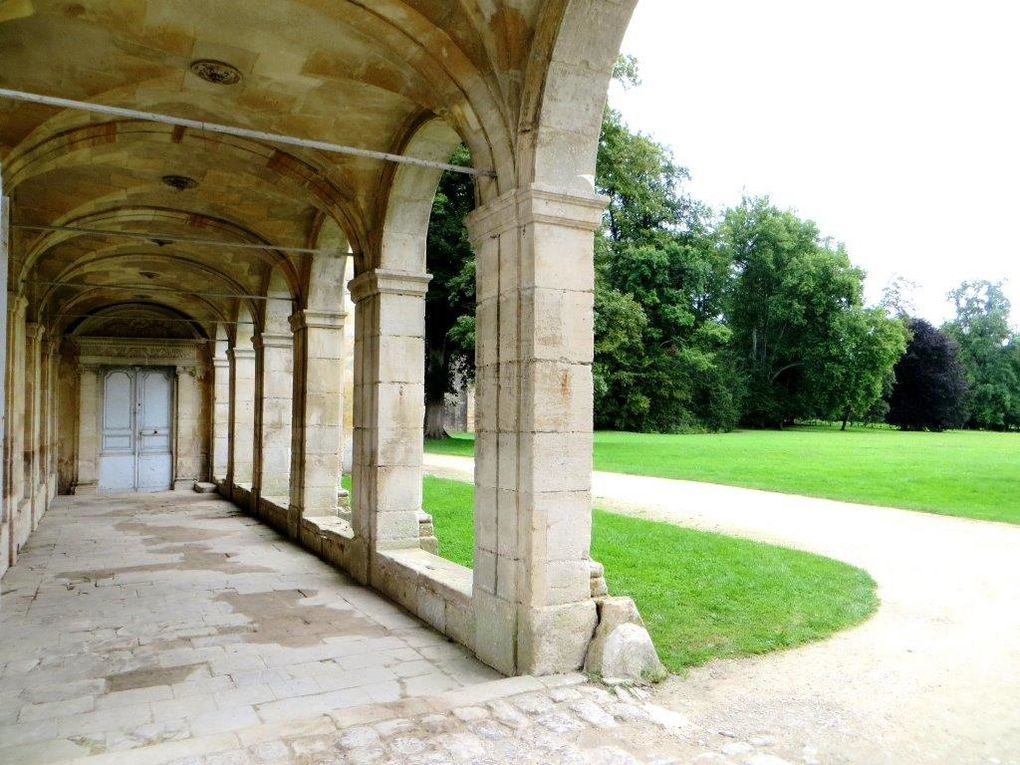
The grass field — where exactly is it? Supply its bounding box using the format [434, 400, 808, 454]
[422, 475, 878, 672]
[426, 426, 1020, 524]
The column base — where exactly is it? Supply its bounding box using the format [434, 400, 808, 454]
[518, 600, 597, 676]
[71, 481, 98, 496]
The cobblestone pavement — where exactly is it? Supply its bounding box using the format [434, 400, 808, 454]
[39, 675, 803, 765]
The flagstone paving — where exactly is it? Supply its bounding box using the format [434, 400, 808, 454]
[0, 492, 501, 763]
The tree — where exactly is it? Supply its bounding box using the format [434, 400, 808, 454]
[593, 93, 743, 432]
[886, 319, 968, 431]
[943, 280, 1019, 431]
[423, 145, 476, 439]
[879, 275, 920, 318]
[721, 197, 871, 427]
[806, 307, 909, 430]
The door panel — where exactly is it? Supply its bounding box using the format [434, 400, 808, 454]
[136, 370, 173, 491]
[99, 371, 136, 491]
[98, 367, 174, 492]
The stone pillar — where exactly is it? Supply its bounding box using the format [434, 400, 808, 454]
[227, 346, 256, 487]
[24, 323, 43, 529]
[43, 340, 58, 503]
[0, 196, 8, 574]
[465, 187, 604, 676]
[212, 355, 230, 481]
[5, 295, 27, 562]
[349, 270, 430, 567]
[72, 364, 99, 495]
[288, 310, 344, 523]
[254, 333, 293, 501]
[173, 367, 203, 489]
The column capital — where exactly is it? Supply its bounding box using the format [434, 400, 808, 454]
[464, 184, 607, 245]
[253, 333, 292, 351]
[7, 292, 28, 316]
[24, 321, 43, 341]
[227, 347, 256, 361]
[212, 356, 230, 369]
[289, 309, 346, 332]
[348, 269, 431, 304]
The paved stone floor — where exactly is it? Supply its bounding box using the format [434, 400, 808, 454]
[0, 492, 507, 763]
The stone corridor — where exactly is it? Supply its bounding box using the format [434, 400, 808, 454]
[0, 492, 500, 763]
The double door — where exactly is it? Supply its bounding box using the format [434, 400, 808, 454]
[98, 367, 173, 492]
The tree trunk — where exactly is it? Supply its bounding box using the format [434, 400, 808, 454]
[841, 408, 851, 431]
[424, 398, 448, 440]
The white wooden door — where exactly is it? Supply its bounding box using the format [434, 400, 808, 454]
[98, 368, 173, 492]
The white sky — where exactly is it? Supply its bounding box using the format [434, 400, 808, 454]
[611, 0, 1020, 326]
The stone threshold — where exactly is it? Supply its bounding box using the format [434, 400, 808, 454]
[65, 673, 587, 765]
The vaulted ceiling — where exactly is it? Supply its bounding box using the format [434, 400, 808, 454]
[0, 0, 566, 341]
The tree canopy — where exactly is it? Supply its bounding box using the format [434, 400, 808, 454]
[422, 58, 1015, 436]
[886, 319, 969, 431]
[943, 280, 1019, 431]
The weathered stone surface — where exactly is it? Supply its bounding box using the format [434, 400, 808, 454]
[585, 597, 666, 683]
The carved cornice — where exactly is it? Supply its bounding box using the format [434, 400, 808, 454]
[70, 337, 205, 366]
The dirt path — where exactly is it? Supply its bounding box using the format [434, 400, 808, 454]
[425, 452, 1020, 764]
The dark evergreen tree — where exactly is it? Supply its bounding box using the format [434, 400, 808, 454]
[886, 319, 968, 431]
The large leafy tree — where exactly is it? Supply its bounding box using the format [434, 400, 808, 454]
[423, 145, 476, 439]
[721, 197, 879, 427]
[806, 306, 909, 430]
[593, 105, 742, 432]
[943, 280, 1019, 430]
[886, 319, 968, 431]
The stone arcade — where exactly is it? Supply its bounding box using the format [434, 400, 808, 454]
[0, 0, 648, 679]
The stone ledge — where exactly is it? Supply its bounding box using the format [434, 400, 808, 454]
[374, 548, 475, 651]
[380, 548, 473, 606]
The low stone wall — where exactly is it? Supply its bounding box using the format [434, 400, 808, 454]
[221, 480, 478, 660]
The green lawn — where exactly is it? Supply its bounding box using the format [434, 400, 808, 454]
[422, 475, 877, 672]
[426, 426, 1020, 524]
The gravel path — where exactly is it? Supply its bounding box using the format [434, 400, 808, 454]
[425, 453, 1020, 764]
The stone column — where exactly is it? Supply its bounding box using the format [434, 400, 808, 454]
[0, 197, 9, 573]
[349, 270, 430, 569]
[43, 340, 58, 502]
[212, 355, 230, 481]
[173, 367, 203, 489]
[24, 323, 43, 529]
[72, 364, 100, 495]
[5, 295, 27, 563]
[227, 347, 256, 488]
[288, 310, 344, 526]
[254, 333, 293, 501]
[465, 187, 604, 676]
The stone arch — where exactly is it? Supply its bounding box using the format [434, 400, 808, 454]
[304, 217, 351, 311]
[371, 116, 465, 274]
[519, 0, 639, 194]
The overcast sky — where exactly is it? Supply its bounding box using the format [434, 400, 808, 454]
[611, 0, 1019, 326]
